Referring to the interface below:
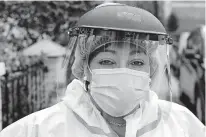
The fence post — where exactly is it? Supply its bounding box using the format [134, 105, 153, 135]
[0, 79, 2, 131]
[0, 61, 47, 128]
[0, 62, 6, 131]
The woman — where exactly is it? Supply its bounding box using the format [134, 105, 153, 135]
[1, 3, 205, 137]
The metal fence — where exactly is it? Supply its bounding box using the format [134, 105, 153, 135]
[0, 61, 47, 128]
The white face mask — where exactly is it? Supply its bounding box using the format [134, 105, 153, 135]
[89, 68, 151, 117]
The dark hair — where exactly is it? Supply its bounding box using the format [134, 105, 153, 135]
[88, 42, 147, 65]
[88, 43, 111, 64]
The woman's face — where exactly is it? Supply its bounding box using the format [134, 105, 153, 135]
[89, 42, 150, 73]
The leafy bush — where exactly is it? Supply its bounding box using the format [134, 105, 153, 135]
[0, 1, 101, 72]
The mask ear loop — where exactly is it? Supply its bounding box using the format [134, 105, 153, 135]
[84, 57, 92, 92]
[84, 63, 92, 92]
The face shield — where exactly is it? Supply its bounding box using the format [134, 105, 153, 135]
[86, 30, 171, 96]
[61, 28, 173, 117]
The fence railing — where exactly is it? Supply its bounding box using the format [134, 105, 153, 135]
[0, 61, 47, 129]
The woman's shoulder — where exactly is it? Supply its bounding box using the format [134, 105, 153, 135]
[0, 102, 74, 137]
[157, 100, 200, 118]
[33, 101, 71, 122]
[158, 100, 197, 121]
[158, 100, 189, 112]
[158, 100, 205, 136]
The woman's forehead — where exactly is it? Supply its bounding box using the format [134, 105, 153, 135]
[100, 42, 146, 53]
[88, 42, 148, 62]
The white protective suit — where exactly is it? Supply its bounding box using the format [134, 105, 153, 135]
[0, 79, 205, 137]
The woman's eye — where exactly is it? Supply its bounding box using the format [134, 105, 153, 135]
[130, 60, 144, 66]
[99, 60, 115, 65]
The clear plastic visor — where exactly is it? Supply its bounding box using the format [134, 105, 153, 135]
[62, 29, 172, 102]
[87, 39, 163, 77]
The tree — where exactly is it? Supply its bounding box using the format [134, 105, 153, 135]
[0, 1, 101, 48]
[167, 13, 179, 32]
[0, 1, 101, 71]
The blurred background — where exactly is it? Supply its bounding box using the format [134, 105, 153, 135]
[0, 0, 205, 130]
